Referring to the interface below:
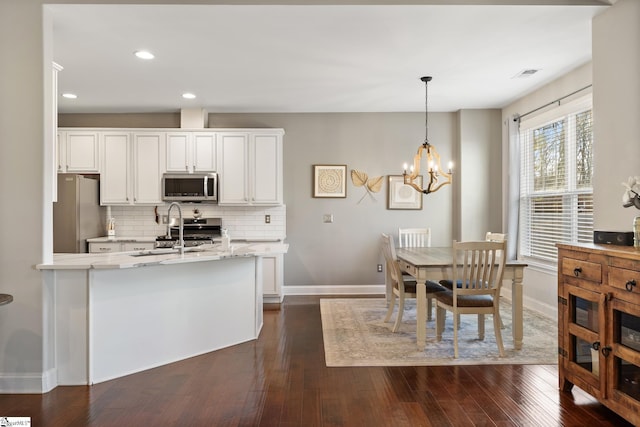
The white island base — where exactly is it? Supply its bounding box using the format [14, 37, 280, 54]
[46, 256, 262, 385]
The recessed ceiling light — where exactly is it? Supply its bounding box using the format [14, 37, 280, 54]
[61, 93, 77, 99]
[134, 50, 154, 60]
[182, 93, 196, 99]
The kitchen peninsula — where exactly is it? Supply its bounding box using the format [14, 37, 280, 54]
[37, 242, 288, 387]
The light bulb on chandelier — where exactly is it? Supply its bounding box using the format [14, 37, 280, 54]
[402, 76, 453, 195]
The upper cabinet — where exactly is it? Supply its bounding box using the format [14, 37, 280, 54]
[218, 132, 249, 204]
[57, 130, 100, 173]
[166, 132, 217, 173]
[58, 127, 284, 207]
[252, 132, 283, 205]
[217, 130, 284, 206]
[133, 132, 164, 204]
[100, 131, 165, 205]
[100, 132, 130, 204]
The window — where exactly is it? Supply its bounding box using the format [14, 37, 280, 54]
[519, 96, 593, 263]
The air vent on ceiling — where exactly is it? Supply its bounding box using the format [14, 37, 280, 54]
[513, 69, 540, 79]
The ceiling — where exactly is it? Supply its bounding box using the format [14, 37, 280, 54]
[49, 3, 609, 114]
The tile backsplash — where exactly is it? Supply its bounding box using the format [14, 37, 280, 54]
[104, 204, 286, 241]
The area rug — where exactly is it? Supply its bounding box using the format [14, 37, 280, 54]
[320, 298, 557, 367]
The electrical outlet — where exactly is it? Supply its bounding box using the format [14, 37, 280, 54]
[161, 215, 168, 224]
[265, 215, 271, 224]
[323, 214, 334, 223]
[377, 264, 383, 272]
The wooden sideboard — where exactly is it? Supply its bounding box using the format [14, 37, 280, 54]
[557, 242, 640, 425]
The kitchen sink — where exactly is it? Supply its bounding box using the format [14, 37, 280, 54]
[129, 247, 205, 257]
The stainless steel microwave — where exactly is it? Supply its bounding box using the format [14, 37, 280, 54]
[162, 173, 217, 203]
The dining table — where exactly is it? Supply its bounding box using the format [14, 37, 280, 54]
[395, 246, 528, 351]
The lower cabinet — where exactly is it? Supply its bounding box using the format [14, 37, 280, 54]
[260, 253, 284, 304]
[558, 243, 640, 425]
[89, 242, 155, 253]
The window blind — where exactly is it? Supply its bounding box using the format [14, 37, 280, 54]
[518, 96, 593, 263]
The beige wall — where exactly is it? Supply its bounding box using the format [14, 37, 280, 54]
[456, 109, 503, 241]
[0, 0, 48, 393]
[59, 113, 180, 128]
[592, 0, 640, 231]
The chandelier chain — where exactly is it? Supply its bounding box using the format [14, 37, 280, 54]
[424, 78, 429, 146]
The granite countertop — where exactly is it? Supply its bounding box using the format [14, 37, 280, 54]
[37, 242, 288, 270]
[87, 236, 284, 243]
[86, 236, 157, 243]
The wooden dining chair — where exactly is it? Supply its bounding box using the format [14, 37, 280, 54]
[434, 240, 507, 358]
[381, 233, 445, 332]
[485, 232, 507, 243]
[397, 227, 437, 319]
[485, 232, 507, 329]
[398, 227, 431, 248]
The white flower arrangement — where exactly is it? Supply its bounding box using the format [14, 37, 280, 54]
[622, 176, 640, 210]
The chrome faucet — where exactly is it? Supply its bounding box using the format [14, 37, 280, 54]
[166, 202, 184, 254]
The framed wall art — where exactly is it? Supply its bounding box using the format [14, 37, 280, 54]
[313, 164, 347, 198]
[387, 175, 423, 210]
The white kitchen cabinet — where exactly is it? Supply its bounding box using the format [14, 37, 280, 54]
[57, 130, 100, 173]
[100, 132, 131, 204]
[251, 132, 283, 205]
[217, 130, 283, 206]
[218, 132, 249, 204]
[100, 131, 164, 205]
[122, 242, 155, 252]
[88, 240, 155, 253]
[261, 253, 284, 304]
[88, 242, 121, 253]
[166, 132, 217, 173]
[133, 132, 164, 204]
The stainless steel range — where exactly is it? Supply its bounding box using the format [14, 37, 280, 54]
[155, 217, 222, 248]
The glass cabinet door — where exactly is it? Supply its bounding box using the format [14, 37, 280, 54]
[563, 285, 604, 395]
[609, 298, 640, 410]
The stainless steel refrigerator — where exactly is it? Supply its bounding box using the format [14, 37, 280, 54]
[53, 174, 105, 253]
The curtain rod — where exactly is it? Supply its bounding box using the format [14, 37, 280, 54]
[518, 84, 592, 120]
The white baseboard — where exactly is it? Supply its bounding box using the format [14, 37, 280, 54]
[263, 294, 284, 304]
[284, 285, 385, 296]
[283, 284, 558, 321]
[501, 287, 557, 320]
[0, 368, 57, 394]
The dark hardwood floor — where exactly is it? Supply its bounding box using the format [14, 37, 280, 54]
[0, 296, 632, 426]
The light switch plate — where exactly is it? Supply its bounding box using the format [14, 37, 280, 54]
[323, 214, 334, 223]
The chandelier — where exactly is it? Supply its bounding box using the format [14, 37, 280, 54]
[403, 76, 453, 195]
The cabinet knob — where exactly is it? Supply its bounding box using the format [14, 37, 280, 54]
[601, 346, 612, 357]
[592, 341, 600, 350]
[573, 267, 582, 277]
[626, 279, 637, 292]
